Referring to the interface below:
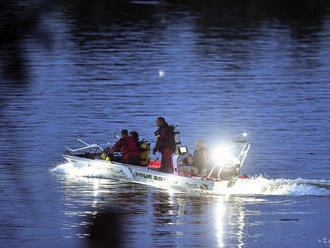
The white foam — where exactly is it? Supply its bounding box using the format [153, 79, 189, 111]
[214, 176, 330, 196]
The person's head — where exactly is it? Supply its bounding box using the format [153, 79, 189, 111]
[156, 117, 166, 127]
[121, 129, 128, 138]
[196, 139, 204, 149]
[130, 131, 139, 141]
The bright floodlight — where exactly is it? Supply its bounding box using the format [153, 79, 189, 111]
[211, 144, 234, 166]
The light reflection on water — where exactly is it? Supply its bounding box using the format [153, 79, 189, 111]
[214, 198, 225, 248]
[237, 203, 245, 248]
[56, 175, 254, 248]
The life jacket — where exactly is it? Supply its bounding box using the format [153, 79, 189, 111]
[121, 136, 140, 160]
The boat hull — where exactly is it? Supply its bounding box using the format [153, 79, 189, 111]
[62, 154, 236, 192]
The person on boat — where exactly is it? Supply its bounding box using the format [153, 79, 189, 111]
[109, 129, 140, 165]
[192, 139, 210, 176]
[130, 131, 140, 147]
[152, 117, 174, 173]
[178, 139, 209, 177]
[178, 154, 199, 176]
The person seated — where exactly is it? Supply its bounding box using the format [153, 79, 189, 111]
[130, 131, 140, 147]
[108, 129, 141, 165]
[179, 139, 210, 177]
[179, 154, 199, 177]
[130, 131, 151, 167]
[192, 139, 210, 176]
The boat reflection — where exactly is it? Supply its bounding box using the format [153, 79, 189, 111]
[55, 175, 254, 247]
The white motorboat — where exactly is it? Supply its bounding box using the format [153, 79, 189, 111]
[61, 136, 250, 192]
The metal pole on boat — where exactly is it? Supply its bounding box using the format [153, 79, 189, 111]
[207, 166, 216, 178]
[76, 136, 90, 146]
[239, 143, 250, 168]
[68, 136, 104, 153]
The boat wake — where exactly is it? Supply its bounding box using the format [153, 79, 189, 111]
[52, 163, 330, 196]
[215, 176, 330, 196]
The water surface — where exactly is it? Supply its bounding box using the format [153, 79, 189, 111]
[1, 1, 330, 247]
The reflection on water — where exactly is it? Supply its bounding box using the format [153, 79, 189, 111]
[214, 197, 225, 247]
[57, 175, 253, 248]
[1, 0, 330, 247]
[237, 202, 245, 248]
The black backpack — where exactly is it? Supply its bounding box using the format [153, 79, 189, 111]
[167, 125, 180, 152]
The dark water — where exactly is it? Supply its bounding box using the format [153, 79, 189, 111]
[1, 1, 330, 247]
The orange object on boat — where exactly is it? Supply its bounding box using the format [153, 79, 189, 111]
[239, 176, 249, 179]
[148, 160, 162, 169]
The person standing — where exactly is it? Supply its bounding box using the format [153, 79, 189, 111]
[152, 117, 173, 173]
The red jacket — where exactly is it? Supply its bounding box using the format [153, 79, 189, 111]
[111, 136, 140, 160]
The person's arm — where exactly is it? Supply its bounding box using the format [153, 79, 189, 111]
[111, 138, 124, 152]
[153, 128, 167, 154]
[153, 136, 160, 154]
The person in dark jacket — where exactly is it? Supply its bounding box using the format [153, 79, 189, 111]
[110, 129, 140, 165]
[192, 139, 209, 176]
[179, 139, 209, 177]
[152, 117, 173, 173]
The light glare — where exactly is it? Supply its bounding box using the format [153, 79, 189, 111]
[211, 144, 234, 165]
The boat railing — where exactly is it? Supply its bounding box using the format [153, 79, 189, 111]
[237, 142, 250, 168]
[64, 136, 104, 154]
[65, 144, 104, 154]
[207, 140, 250, 180]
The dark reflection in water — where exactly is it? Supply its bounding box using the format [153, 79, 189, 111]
[1, 0, 330, 247]
[86, 208, 123, 248]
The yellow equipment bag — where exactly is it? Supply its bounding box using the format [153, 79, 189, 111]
[140, 140, 150, 166]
